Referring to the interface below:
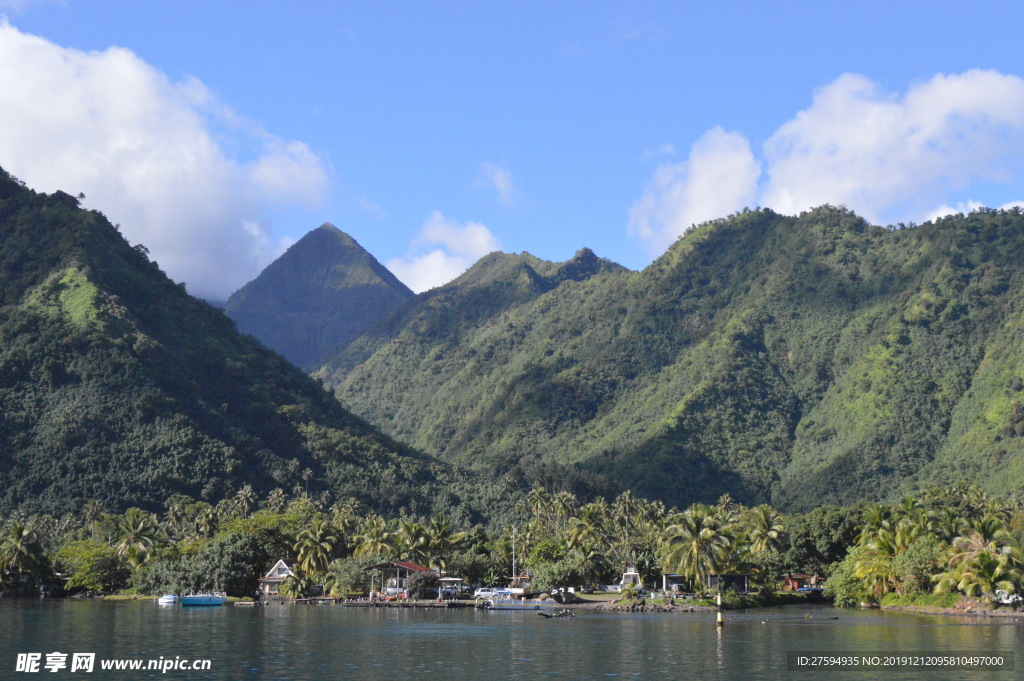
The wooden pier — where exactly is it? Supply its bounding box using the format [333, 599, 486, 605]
[290, 598, 471, 609]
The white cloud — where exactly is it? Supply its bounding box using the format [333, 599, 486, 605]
[631, 70, 1024, 252]
[386, 211, 501, 293]
[762, 70, 1024, 221]
[628, 127, 760, 253]
[474, 161, 519, 206]
[0, 20, 328, 300]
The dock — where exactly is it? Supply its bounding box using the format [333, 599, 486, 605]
[290, 598, 471, 608]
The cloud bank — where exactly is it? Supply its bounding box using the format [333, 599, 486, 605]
[387, 211, 501, 293]
[631, 70, 1024, 252]
[0, 20, 328, 300]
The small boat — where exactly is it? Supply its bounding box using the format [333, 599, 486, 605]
[477, 596, 553, 611]
[157, 594, 178, 606]
[180, 593, 227, 607]
[538, 609, 574, 618]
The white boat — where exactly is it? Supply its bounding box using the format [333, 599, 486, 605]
[477, 592, 553, 611]
[180, 593, 227, 606]
[157, 594, 178, 606]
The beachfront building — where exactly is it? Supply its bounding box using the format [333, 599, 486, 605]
[782, 573, 824, 591]
[364, 561, 432, 596]
[782, 573, 823, 589]
[661, 574, 691, 594]
[259, 558, 298, 596]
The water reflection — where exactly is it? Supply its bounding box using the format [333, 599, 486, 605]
[0, 601, 1019, 680]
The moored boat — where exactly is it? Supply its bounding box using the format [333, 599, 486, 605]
[180, 593, 227, 606]
[157, 594, 178, 606]
[477, 596, 553, 611]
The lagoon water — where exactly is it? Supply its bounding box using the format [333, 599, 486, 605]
[2, 600, 1022, 680]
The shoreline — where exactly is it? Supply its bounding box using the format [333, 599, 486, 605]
[36, 594, 1024, 622]
[881, 603, 1024, 621]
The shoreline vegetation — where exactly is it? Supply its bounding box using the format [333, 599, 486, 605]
[1, 484, 1021, 617]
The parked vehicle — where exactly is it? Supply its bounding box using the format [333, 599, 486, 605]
[473, 588, 501, 599]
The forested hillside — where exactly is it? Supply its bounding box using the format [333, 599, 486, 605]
[225, 224, 413, 370]
[319, 206, 1024, 511]
[0, 168, 492, 519]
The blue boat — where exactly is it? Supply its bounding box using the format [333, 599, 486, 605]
[179, 593, 227, 606]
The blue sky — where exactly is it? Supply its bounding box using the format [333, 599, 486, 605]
[2, 2, 1024, 298]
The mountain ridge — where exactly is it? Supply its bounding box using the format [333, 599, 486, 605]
[318, 205, 1024, 511]
[0, 168, 488, 519]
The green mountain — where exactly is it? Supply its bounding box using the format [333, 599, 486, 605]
[225, 223, 413, 370]
[318, 206, 1024, 511]
[0, 168, 484, 518]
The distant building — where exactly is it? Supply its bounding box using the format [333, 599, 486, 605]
[708, 574, 751, 593]
[660, 574, 691, 593]
[259, 559, 298, 596]
[782, 573, 824, 591]
[364, 561, 432, 596]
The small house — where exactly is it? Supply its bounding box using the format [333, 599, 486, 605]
[661, 574, 691, 593]
[708, 574, 751, 593]
[782, 573, 824, 591]
[259, 558, 298, 596]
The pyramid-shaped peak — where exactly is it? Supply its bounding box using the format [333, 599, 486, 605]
[225, 223, 413, 369]
[298, 222, 358, 247]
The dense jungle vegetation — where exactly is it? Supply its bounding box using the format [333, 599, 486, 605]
[319, 206, 1024, 512]
[0, 167, 495, 520]
[2, 484, 1020, 609]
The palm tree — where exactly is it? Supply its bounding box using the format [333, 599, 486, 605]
[234, 484, 257, 518]
[0, 523, 45, 587]
[162, 498, 188, 541]
[265, 488, 287, 513]
[550, 491, 578, 535]
[856, 504, 891, 545]
[525, 487, 552, 524]
[394, 519, 427, 564]
[353, 515, 395, 558]
[82, 500, 105, 541]
[934, 549, 1019, 602]
[744, 505, 785, 555]
[279, 568, 312, 599]
[619, 582, 642, 601]
[853, 515, 923, 600]
[659, 505, 731, 590]
[423, 513, 464, 571]
[294, 517, 338, 577]
[928, 507, 967, 544]
[612, 491, 641, 549]
[115, 508, 158, 562]
[193, 506, 216, 539]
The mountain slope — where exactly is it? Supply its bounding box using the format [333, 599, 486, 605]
[0, 168, 484, 518]
[318, 206, 1024, 511]
[225, 224, 413, 370]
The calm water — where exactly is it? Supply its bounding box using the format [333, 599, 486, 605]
[1, 600, 1021, 680]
